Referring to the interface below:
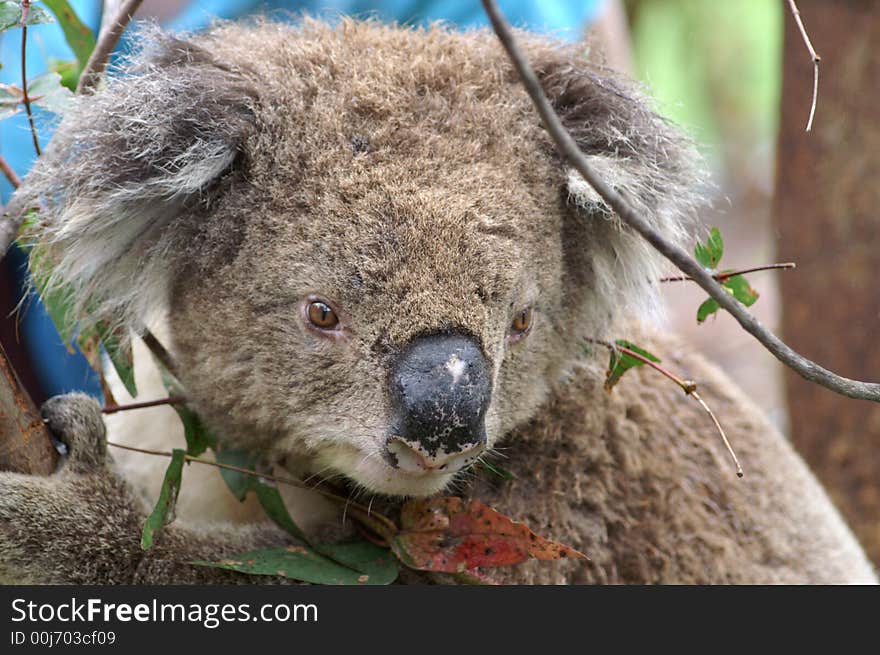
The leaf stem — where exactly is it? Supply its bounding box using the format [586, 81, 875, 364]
[102, 395, 187, 414]
[106, 440, 399, 540]
[786, 0, 820, 132]
[660, 262, 796, 283]
[76, 0, 144, 94]
[0, 155, 21, 189]
[481, 0, 880, 403]
[20, 2, 41, 157]
[586, 338, 742, 477]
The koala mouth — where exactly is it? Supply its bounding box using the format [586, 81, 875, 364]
[312, 442, 476, 498]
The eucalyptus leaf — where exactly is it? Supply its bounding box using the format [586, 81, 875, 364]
[722, 274, 759, 307]
[604, 339, 661, 391]
[696, 297, 720, 323]
[156, 367, 215, 456]
[194, 544, 395, 585]
[0, 1, 55, 32]
[0, 84, 21, 120]
[141, 449, 185, 550]
[254, 483, 309, 543]
[215, 447, 309, 542]
[314, 541, 399, 584]
[27, 71, 73, 113]
[42, 0, 95, 68]
[96, 321, 136, 397]
[214, 447, 257, 501]
[694, 227, 724, 269]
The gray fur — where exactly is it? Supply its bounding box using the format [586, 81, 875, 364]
[0, 19, 874, 584]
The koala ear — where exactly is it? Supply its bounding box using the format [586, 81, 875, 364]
[533, 50, 707, 327]
[11, 27, 258, 334]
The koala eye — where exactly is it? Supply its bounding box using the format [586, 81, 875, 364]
[510, 307, 533, 338]
[306, 300, 340, 330]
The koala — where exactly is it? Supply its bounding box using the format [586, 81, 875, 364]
[1, 18, 876, 584]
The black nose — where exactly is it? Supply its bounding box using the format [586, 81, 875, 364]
[386, 334, 491, 473]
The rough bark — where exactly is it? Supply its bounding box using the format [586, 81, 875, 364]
[0, 341, 57, 474]
[775, 0, 880, 565]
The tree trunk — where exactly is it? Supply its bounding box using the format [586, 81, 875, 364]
[775, 0, 880, 565]
[0, 341, 58, 474]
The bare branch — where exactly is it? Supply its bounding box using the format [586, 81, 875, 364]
[660, 262, 796, 283]
[107, 440, 399, 541]
[101, 395, 187, 414]
[76, 0, 143, 95]
[587, 337, 742, 477]
[0, 155, 22, 189]
[481, 0, 880, 403]
[786, 0, 821, 132]
[0, 0, 144, 259]
[20, 2, 41, 157]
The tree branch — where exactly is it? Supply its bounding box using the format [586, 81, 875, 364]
[0, 154, 22, 189]
[660, 262, 796, 283]
[0, 0, 144, 260]
[481, 0, 880, 403]
[786, 0, 820, 132]
[20, 2, 41, 157]
[76, 0, 143, 94]
[0, 341, 58, 474]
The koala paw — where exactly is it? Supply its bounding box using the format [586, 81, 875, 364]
[0, 394, 142, 583]
[41, 393, 108, 473]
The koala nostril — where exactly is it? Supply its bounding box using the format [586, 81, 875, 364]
[389, 333, 492, 462]
[385, 436, 486, 475]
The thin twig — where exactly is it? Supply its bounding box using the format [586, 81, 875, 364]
[0, 0, 145, 259]
[101, 395, 186, 414]
[660, 262, 796, 283]
[19, 2, 41, 157]
[587, 337, 742, 477]
[692, 391, 743, 478]
[0, 155, 21, 189]
[786, 0, 821, 132]
[76, 0, 144, 94]
[481, 0, 880, 403]
[106, 440, 399, 540]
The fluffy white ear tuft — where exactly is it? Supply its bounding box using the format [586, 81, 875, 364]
[11, 27, 258, 338]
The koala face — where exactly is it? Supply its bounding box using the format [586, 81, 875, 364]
[171, 146, 570, 496]
[18, 19, 701, 497]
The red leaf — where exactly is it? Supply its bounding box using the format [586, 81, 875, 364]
[391, 497, 588, 573]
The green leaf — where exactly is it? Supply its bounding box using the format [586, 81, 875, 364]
[95, 321, 136, 397]
[694, 227, 724, 269]
[27, 71, 73, 113]
[214, 447, 258, 501]
[0, 2, 55, 32]
[194, 544, 395, 585]
[0, 84, 22, 120]
[42, 0, 95, 69]
[722, 274, 759, 307]
[696, 297, 720, 323]
[47, 58, 78, 91]
[29, 258, 76, 345]
[604, 339, 661, 391]
[141, 448, 185, 550]
[156, 367, 216, 456]
[254, 483, 308, 543]
[315, 541, 399, 584]
[214, 447, 309, 543]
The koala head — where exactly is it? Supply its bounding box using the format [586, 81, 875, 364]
[13, 19, 702, 497]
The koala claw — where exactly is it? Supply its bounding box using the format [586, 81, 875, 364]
[40, 393, 108, 474]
